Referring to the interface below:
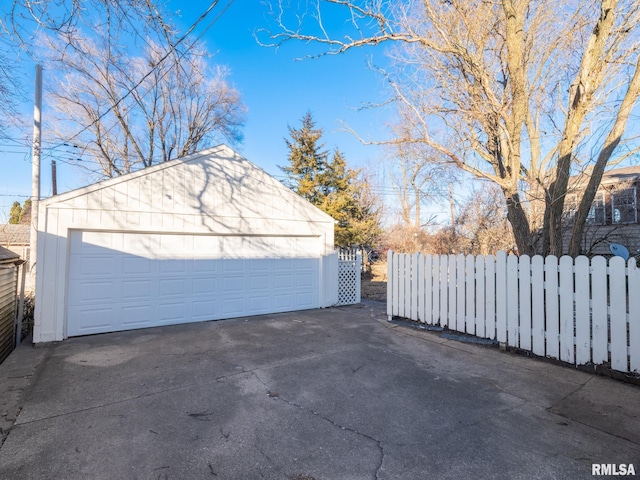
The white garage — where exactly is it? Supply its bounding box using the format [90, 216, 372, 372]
[34, 145, 337, 343]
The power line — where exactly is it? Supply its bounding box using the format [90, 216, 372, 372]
[49, 0, 228, 151]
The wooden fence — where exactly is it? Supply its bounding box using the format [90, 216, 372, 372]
[387, 250, 640, 374]
[0, 266, 18, 364]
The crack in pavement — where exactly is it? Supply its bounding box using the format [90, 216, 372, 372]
[251, 371, 385, 480]
[546, 376, 593, 412]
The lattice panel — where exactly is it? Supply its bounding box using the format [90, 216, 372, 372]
[337, 253, 361, 306]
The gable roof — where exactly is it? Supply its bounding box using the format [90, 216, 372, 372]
[569, 165, 640, 192]
[42, 144, 335, 225]
[0, 224, 30, 247]
[600, 166, 640, 186]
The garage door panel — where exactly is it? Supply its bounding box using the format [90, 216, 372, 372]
[223, 260, 244, 272]
[192, 299, 218, 319]
[159, 278, 186, 295]
[296, 292, 315, 307]
[72, 281, 115, 302]
[222, 298, 244, 315]
[73, 256, 114, 277]
[249, 275, 270, 291]
[296, 273, 315, 288]
[120, 305, 153, 326]
[122, 257, 153, 274]
[274, 294, 292, 309]
[249, 296, 270, 313]
[120, 279, 153, 298]
[68, 306, 114, 332]
[274, 274, 292, 289]
[160, 259, 188, 273]
[275, 259, 293, 270]
[193, 260, 218, 273]
[249, 259, 270, 272]
[192, 277, 216, 294]
[223, 276, 244, 292]
[158, 302, 186, 322]
[66, 231, 320, 337]
[295, 258, 317, 270]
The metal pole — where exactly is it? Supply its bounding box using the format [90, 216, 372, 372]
[29, 64, 42, 286]
[52, 160, 57, 196]
[15, 260, 27, 347]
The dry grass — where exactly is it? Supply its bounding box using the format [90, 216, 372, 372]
[361, 260, 387, 302]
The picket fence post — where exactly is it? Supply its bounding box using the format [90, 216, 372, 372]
[629, 258, 640, 373]
[385, 249, 638, 374]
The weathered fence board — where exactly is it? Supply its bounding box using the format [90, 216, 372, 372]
[449, 254, 457, 331]
[439, 255, 448, 327]
[610, 257, 627, 372]
[545, 256, 560, 360]
[506, 254, 519, 348]
[559, 255, 574, 364]
[496, 251, 507, 343]
[387, 251, 640, 375]
[591, 256, 608, 365]
[574, 256, 590, 365]
[457, 254, 465, 332]
[475, 255, 485, 338]
[531, 255, 545, 356]
[519, 255, 532, 351]
[629, 259, 640, 372]
[485, 256, 496, 340]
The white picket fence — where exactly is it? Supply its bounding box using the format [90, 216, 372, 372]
[387, 250, 640, 374]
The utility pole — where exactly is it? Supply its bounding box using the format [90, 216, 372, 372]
[29, 64, 42, 286]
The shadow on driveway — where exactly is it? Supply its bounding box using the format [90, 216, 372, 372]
[1, 301, 639, 479]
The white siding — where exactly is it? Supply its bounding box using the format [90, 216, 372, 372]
[34, 146, 335, 342]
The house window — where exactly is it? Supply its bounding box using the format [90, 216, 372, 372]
[586, 191, 605, 225]
[563, 194, 578, 224]
[612, 187, 637, 224]
[563, 192, 605, 225]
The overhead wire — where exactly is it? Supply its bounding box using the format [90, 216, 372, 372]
[47, 0, 229, 152]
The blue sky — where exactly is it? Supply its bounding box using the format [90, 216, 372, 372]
[0, 0, 393, 218]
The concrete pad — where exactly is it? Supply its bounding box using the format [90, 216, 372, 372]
[0, 302, 639, 479]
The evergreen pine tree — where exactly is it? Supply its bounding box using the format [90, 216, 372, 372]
[281, 112, 328, 205]
[282, 113, 382, 248]
[8, 201, 22, 224]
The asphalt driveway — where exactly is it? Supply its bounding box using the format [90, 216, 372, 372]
[1, 301, 639, 479]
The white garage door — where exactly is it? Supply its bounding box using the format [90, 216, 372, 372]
[66, 231, 320, 337]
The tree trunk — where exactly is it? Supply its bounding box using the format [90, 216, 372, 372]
[569, 55, 640, 256]
[504, 188, 535, 256]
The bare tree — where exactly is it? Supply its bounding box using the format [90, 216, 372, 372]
[456, 184, 515, 256]
[0, 50, 22, 135]
[37, 21, 245, 178]
[4, 1, 174, 50]
[2, 0, 244, 178]
[264, 0, 640, 256]
[388, 133, 452, 229]
[42, 33, 245, 177]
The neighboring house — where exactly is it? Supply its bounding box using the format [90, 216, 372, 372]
[0, 224, 29, 262]
[0, 224, 33, 292]
[564, 166, 640, 256]
[34, 145, 338, 343]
